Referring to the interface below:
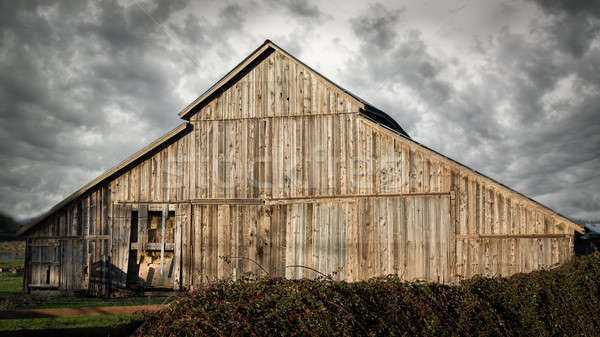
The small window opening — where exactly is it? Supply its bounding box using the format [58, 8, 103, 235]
[147, 211, 175, 244]
[130, 211, 138, 243]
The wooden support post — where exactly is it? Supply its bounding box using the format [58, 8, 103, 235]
[160, 205, 166, 275]
[101, 254, 106, 296]
[86, 198, 91, 290]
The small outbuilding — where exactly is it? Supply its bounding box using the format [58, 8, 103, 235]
[17, 40, 584, 296]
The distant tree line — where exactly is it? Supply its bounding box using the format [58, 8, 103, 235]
[0, 212, 23, 240]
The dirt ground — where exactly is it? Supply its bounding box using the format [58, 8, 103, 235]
[0, 304, 163, 319]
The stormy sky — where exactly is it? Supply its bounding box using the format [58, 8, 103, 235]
[1, 0, 599, 221]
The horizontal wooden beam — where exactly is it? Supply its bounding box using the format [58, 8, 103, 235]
[27, 284, 59, 289]
[266, 192, 452, 205]
[135, 242, 175, 251]
[27, 236, 80, 240]
[118, 193, 452, 207]
[86, 235, 111, 240]
[456, 233, 571, 239]
[27, 235, 110, 241]
[190, 199, 265, 205]
[194, 111, 360, 122]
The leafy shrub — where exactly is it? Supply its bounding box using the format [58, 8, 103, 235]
[136, 253, 600, 336]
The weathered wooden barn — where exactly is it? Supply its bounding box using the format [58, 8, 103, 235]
[17, 40, 584, 295]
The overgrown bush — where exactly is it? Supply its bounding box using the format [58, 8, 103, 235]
[136, 253, 600, 336]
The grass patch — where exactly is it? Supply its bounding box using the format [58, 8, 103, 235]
[0, 259, 24, 270]
[0, 260, 24, 296]
[0, 314, 141, 331]
[0, 272, 23, 295]
[16, 296, 170, 310]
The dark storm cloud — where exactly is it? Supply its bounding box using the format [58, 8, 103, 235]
[0, 0, 320, 220]
[264, 0, 324, 21]
[1, 0, 598, 222]
[169, 3, 248, 63]
[350, 4, 403, 50]
[0, 0, 193, 218]
[345, 2, 600, 219]
[528, 0, 600, 57]
[345, 5, 454, 135]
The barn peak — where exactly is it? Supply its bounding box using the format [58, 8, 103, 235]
[178, 40, 410, 138]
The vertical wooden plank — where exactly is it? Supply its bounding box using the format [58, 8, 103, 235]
[173, 204, 185, 290]
[340, 202, 348, 280]
[405, 197, 415, 280]
[121, 205, 131, 288]
[182, 204, 192, 288]
[386, 197, 393, 276]
[159, 205, 166, 276]
[392, 197, 400, 276]
[198, 205, 208, 284]
[285, 205, 295, 279]
[217, 204, 228, 279]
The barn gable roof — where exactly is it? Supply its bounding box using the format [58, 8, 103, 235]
[18, 40, 584, 236]
[178, 40, 410, 138]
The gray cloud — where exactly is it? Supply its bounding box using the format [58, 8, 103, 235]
[0, 0, 192, 218]
[350, 4, 404, 50]
[528, 0, 600, 57]
[264, 0, 325, 22]
[344, 2, 600, 219]
[0, 0, 598, 222]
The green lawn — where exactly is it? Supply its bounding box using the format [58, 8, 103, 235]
[0, 260, 25, 296]
[0, 257, 166, 332]
[17, 296, 170, 310]
[0, 272, 23, 295]
[0, 259, 24, 270]
[0, 258, 171, 309]
[0, 314, 142, 331]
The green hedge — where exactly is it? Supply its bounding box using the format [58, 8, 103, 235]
[137, 253, 600, 336]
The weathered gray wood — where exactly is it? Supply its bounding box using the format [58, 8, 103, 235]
[20, 44, 581, 295]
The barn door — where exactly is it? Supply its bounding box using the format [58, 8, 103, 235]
[130, 204, 179, 288]
[27, 239, 60, 289]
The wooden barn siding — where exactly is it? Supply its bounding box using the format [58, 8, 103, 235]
[109, 132, 190, 203]
[191, 50, 362, 121]
[179, 195, 450, 287]
[357, 117, 574, 280]
[187, 49, 363, 200]
[189, 114, 358, 199]
[26, 186, 112, 293]
[23, 48, 365, 292]
[23, 48, 577, 292]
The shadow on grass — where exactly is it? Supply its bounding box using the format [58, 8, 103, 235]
[0, 319, 142, 337]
